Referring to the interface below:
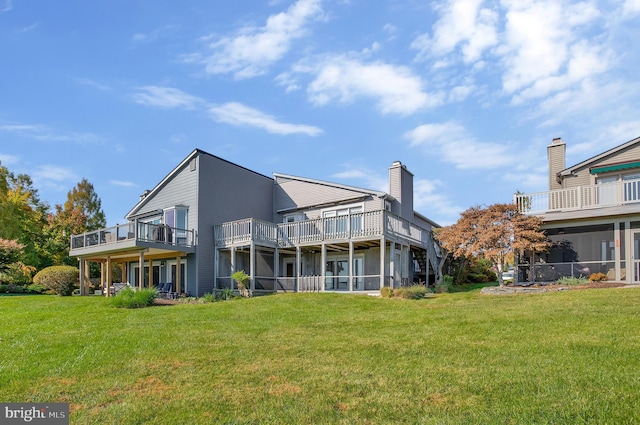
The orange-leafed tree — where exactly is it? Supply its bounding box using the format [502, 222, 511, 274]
[434, 203, 548, 286]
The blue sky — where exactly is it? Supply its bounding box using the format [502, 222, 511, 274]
[1, 0, 639, 226]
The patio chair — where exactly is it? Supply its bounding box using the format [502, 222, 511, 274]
[156, 282, 168, 298]
[165, 282, 178, 300]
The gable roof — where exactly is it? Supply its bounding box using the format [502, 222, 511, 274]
[559, 135, 640, 177]
[126, 148, 273, 219]
[273, 172, 388, 197]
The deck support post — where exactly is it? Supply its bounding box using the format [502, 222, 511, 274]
[348, 240, 354, 292]
[250, 241, 256, 292]
[106, 256, 112, 297]
[321, 243, 326, 292]
[149, 259, 154, 289]
[78, 258, 85, 296]
[176, 256, 181, 294]
[296, 246, 301, 292]
[380, 236, 386, 289]
[274, 247, 279, 292]
[138, 251, 145, 290]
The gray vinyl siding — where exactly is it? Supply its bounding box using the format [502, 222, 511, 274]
[126, 156, 200, 294]
[197, 152, 274, 296]
[131, 158, 199, 221]
[275, 177, 375, 215]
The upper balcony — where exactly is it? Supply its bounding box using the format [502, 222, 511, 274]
[214, 210, 432, 249]
[69, 221, 196, 258]
[515, 178, 640, 217]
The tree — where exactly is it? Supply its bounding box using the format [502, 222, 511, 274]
[61, 178, 106, 232]
[0, 164, 51, 269]
[47, 178, 106, 267]
[434, 203, 549, 286]
[0, 238, 24, 273]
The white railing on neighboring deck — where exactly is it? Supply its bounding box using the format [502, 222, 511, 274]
[214, 210, 431, 248]
[515, 178, 640, 214]
[70, 221, 195, 251]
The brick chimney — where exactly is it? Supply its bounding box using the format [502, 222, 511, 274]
[389, 161, 414, 220]
[547, 137, 566, 190]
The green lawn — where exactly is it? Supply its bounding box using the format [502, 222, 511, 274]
[1, 288, 640, 424]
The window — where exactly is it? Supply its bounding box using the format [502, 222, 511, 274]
[322, 204, 363, 237]
[325, 255, 363, 291]
[164, 206, 188, 245]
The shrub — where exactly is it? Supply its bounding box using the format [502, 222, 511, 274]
[218, 288, 235, 300]
[435, 275, 454, 293]
[27, 283, 49, 294]
[231, 270, 251, 297]
[588, 272, 608, 282]
[380, 286, 392, 298]
[110, 288, 157, 308]
[393, 285, 428, 300]
[557, 276, 589, 286]
[202, 292, 216, 303]
[33, 266, 79, 296]
[467, 272, 489, 283]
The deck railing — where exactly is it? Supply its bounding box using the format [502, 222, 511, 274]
[70, 221, 195, 251]
[214, 210, 431, 248]
[515, 178, 640, 214]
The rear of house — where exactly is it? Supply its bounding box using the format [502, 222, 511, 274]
[515, 136, 640, 284]
[70, 150, 440, 296]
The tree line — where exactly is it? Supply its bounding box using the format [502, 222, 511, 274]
[0, 162, 105, 286]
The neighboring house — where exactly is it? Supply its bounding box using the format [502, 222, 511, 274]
[515, 136, 640, 284]
[70, 149, 440, 296]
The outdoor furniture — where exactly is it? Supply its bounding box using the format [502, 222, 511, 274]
[156, 282, 168, 298]
[165, 282, 178, 300]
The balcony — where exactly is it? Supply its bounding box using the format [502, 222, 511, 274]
[515, 178, 640, 215]
[70, 221, 195, 257]
[214, 210, 432, 248]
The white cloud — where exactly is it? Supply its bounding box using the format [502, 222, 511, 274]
[109, 180, 136, 187]
[0, 153, 18, 165]
[208, 102, 322, 136]
[192, 0, 323, 79]
[1, 0, 11, 13]
[623, 0, 640, 14]
[500, 0, 607, 101]
[133, 86, 204, 109]
[288, 56, 441, 115]
[130, 25, 177, 45]
[77, 78, 111, 91]
[331, 164, 388, 192]
[405, 121, 515, 170]
[0, 123, 103, 144]
[411, 0, 499, 64]
[32, 165, 77, 192]
[413, 178, 464, 226]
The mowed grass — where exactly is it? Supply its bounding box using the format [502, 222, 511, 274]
[1, 289, 640, 424]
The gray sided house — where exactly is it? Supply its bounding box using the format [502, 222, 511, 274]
[515, 136, 640, 283]
[70, 149, 440, 296]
